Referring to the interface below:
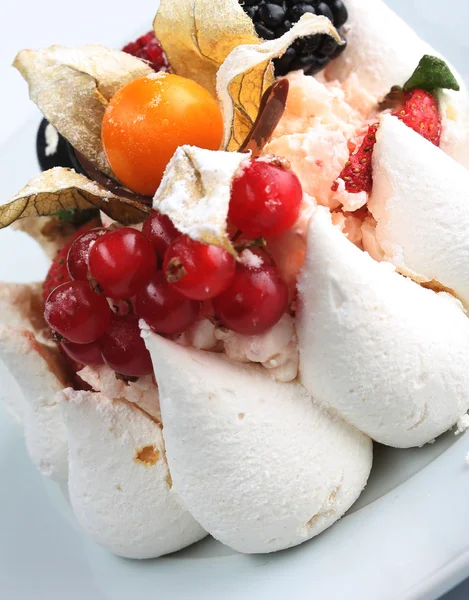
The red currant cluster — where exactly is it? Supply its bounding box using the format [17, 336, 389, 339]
[44, 158, 302, 378]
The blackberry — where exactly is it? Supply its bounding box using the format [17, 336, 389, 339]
[241, 0, 348, 76]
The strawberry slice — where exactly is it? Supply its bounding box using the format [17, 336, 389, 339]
[332, 124, 378, 194]
[394, 88, 441, 146]
[333, 88, 441, 194]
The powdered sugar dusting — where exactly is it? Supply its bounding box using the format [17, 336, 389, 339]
[240, 249, 263, 268]
[45, 123, 59, 156]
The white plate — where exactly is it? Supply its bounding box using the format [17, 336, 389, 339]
[1, 1, 469, 598]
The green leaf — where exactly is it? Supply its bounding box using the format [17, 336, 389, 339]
[55, 208, 99, 226]
[403, 55, 460, 92]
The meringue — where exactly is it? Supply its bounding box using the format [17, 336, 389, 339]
[58, 388, 206, 559]
[143, 330, 372, 554]
[369, 115, 469, 308]
[297, 208, 469, 448]
[0, 326, 68, 480]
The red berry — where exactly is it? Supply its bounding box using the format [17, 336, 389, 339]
[89, 228, 157, 299]
[100, 315, 153, 378]
[394, 88, 441, 146]
[164, 235, 236, 301]
[67, 228, 106, 281]
[332, 123, 378, 194]
[213, 264, 288, 335]
[135, 271, 201, 335]
[44, 281, 111, 344]
[60, 340, 104, 366]
[229, 159, 303, 238]
[142, 211, 179, 262]
[122, 31, 170, 73]
[43, 223, 94, 302]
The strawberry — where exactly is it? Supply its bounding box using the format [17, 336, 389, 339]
[332, 88, 441, 194]
[332, 123, 379, 194]
[394, 88, 441, 146]
[122, 31, 169, 73]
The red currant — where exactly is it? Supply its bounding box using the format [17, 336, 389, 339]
[164, 235, 236, 300]
[100, 315, 153, 378]
[67, 228, 106, 281]
[134, 271, 201, 335]
[44, 281, 111, 344]
[229, 159, 303, 238]
[89, 228, 156, 299]
[212, 264, 288, 335]
[60, 340, 104, 366]
[142, 211, 179, 262]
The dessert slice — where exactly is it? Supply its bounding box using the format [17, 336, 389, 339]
[297, 208, 469, 448]
[369, 114, 469, 308]
[144, 331, 372, 554]
[59, 389, 206, 559]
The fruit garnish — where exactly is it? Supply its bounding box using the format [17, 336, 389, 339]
[101, 73, 224, 196]
[239, 79, 290, 157]
[0, 168, 151, 230]
[242, 0, 348, 77]
[153, 146, 247, 255]
[403, 55, 460, 93]
[332, 124, 379, 194]
[100, 315, 153, 378]
[60, 340, 104, 366]
[229, 158, 303, 238]
[88, 228, 157, 300]
[213, 262, 288, 335]
[66, 228, 106, 281]
[122, 31, 170, 73]
[154, 0, 259, 97]
[217, 14, 343, 150]
[395, 89, 441, 146]
[134, 271, 202, 335]
[44, 281, 111, 344]
[164, 235, 236, 301]
[141, 211, 179, 263]
[14, 46, 152, 178]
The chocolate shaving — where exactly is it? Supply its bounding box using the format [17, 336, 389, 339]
[239, 79, 289, 157]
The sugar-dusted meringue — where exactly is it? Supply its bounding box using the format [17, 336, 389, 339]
[143, 329, 372, 554]
[0, 326, 68, 480]
[58, 388, 206, 559]
[297, 208, 469, 448]
[325, 0, 469, 168]
[369, 115, 469, 308]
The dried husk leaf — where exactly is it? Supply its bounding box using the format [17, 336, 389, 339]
[153, 0, 260, 97]
[217, 14, 343, 151]
[153, 145, 248, 255]
[0, 168, 151, 229]
[13, 45, 153, 177]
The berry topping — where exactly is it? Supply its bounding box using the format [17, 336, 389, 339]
[135, 271, 201, 335]
[213, 263, 289, 335]
[395, 88, 441, 146]
[60, 340, 104, 366]
[142, 211, 179, 263]
[241, 0, 348, 77]
[100, 315, 153, 378]
[332, 123, 378, 194]
[122, 30, 170, 73]
[101, 74, 224, 196]
[44, 281, 111, 344]
[164, 235, 236, 301]
[88, 228, 157, 300]
[67, 228, 106, 281]
[229, 158, 303, 238]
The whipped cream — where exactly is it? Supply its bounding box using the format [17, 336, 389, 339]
[143, 330, 372, 554]
[58, 388, 206, 559]
[297, 208, 469, 448]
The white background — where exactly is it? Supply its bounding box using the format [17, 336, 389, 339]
[0, 0, 468, 597]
